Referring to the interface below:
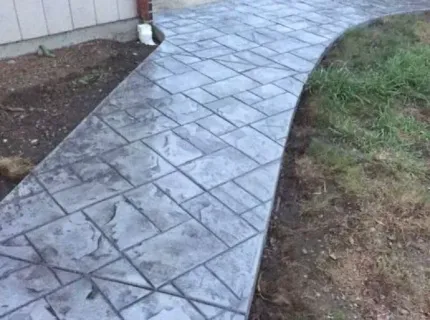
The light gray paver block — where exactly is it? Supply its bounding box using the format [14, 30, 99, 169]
[203, 75, 260, 98]
[253, 92, 297, 115]
[215, 34, 259, 51]
[54, 269, 81, 285]
[264, 37, 309, 53]
[0, 265, 60, 317]
[27, 212, 119, 272]
[287, 30, 328, 44]
[294, 72, 310, 83]
[180, 147, 258, 189]
[300, 11, 333, 23]
[274, 77, 305, 96]
[180, 39, 220, 52]
[271, 52, 315, 72]
[0, 192, 65, 242]
[206, 234, 264, 308]
[170, 22, 208, 35]
[94, 278, 151, 310]
[268, 24, 294, 34]
[214, 55, 257, 72]
[172, 54, 202, 64]
[213, 311, 246, 320]
[117, 115, 178, 141]
[0, 256, 29, 277]
[194, 302, 224, 318]
[159, 283, 181, 295]
[143, 131, 203, 166]
[156, 56, 193, 74]
[275, 17, 317, 30]
[137, 61, 174, 81]
[85, 196, 159, 250]
[38, 167, 81, 193]
[125, 183, 190, 231]
[210, 181, 260, 214]
[235, 161, 281, 202]
[92, 259, 151, 287]
[184, 87, 218, 104]
[126, 220, 226, 287]
[37, 117, 127, 172]
[235, 50, 274, 66]
[0, 236, 41, 262]
[122, 107, 160, 122]
[305, 25, 339, 39]
[234, 91, 263, 105]
[196, 114, 236, 136]
[47, 279, 120, 320]
[193, 46, 236, 59]
[244, 66, 296, 84]
[237, 29, 275, 45]
[291, 44, 327, 62]
[52, 173, 132, 213]
[69, 157, 113, 181]
[182, 193, 256, 246]
[103, 142, 174, 186]
[1, 299, 57, 320]
[174, 123, 227, 154]
[251, 84, 285, 99]
[221, 126, 283, 164]
[191, 60, 238, 81]
[252, 109, 295, 140]
[205, 97, 265, 127]
[101, 110, 138, 129]
[151, 93, 212, 125]
[121, 292, 204, 320]
[241, 202, 273, 231]
[155, 171, 204, 203]
[173, 266, 241, 310]
[155, 71, 213, 94]
[110, 83, 170, 109]
[251, 46, 279, 57]
[168, 28, 224, 45]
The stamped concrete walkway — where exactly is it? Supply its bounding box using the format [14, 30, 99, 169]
[0, 0, 429, 319]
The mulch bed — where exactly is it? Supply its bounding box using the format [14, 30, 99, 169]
[0, 39, 155, 200]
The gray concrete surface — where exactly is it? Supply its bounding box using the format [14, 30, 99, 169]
[154, 0, 218, 11]
[0, 0, 429, 319]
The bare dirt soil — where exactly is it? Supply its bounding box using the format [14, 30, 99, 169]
[0, 39, 155, 200]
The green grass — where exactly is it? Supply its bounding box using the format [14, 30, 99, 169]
[308, 14, 430, 178]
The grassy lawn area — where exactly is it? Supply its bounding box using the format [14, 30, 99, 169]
[251, 12, 430, 320]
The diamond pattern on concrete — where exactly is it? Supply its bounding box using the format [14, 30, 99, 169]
[0, 0, 424, 318]
[180, 147, 258, 189]
[27, 213, 120, 272]
[126, 220, 226, 287]
[182, 193, 257, 246]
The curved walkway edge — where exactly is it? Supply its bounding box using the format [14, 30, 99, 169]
[0, 0, 428, 319]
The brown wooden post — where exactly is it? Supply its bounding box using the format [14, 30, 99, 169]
[136, 0, 153, 22]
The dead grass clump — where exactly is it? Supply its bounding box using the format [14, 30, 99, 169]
[0, 157, 33, 180]
[415, 20, 430, 43]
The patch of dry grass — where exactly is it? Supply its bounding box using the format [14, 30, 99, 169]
[0, 157, 33, 180]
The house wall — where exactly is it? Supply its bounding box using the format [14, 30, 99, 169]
[0, 0, 138, 45]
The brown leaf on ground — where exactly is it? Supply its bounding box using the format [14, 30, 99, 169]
[0, 157, 33, 180]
